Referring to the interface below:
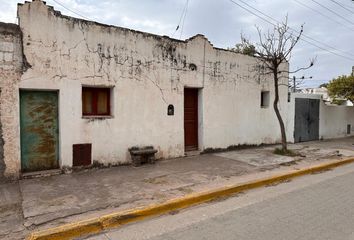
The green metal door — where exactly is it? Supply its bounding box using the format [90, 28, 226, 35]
[20, 91, 59, 172]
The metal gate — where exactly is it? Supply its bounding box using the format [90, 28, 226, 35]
[294, 98, 320, 142]
[20, 91, 59, 172]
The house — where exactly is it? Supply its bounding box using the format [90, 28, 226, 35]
[0, 0, 291, 179]
[301, 87, 329, 100]
[301, 87, 354, 106]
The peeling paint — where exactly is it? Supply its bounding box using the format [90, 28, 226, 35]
[2, 0, 290, 175]
[0, 21, 23, 179]
[0, 88, 4, 179]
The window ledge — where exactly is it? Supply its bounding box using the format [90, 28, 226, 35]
[82, 115, 114, 119]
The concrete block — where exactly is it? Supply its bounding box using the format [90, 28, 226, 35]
[3, 53, 13, 62]
[0, 64, 14, 70]
[0, 42, 14, 52]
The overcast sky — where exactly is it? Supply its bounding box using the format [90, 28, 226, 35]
[1, 0, 354, 88]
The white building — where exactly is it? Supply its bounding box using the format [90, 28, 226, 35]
[302, 87, 329, 100]
[1, 0, 353, 180]
[302, 87, 353, 106]
[0, 0, 291, 179]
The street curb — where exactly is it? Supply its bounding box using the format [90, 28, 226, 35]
[27, 157, 354, 240]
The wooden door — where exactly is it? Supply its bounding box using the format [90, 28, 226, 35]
[20, 91, 59, 172]
[184, 88, 198, 151]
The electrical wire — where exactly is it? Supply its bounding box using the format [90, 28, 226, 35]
[228, 0, 354, 62]
[294, 0, 354, 33]
[179, 0, 189, 39]
[172, 0, 190, 38]
[232, 0, 354, 60]
[336, 1, 354, 11]
[328, 0, 354, 15]
[51, 0, 92, 21]
[310, 0, 354, 26]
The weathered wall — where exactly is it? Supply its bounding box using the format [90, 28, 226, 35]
[0, 22, 23, 180]
[11, 0, 289, 171]
[0, 87, 3, 179]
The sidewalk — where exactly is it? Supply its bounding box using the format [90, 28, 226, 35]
[1, 137, 354, 240]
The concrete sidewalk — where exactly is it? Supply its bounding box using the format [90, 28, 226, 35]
[1, 137, 354, 240]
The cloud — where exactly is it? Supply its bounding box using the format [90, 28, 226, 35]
[0, 0, 19, 23]
[120, 16, 174, 35]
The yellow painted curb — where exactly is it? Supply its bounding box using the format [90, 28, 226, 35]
[27, 157, 354, 240]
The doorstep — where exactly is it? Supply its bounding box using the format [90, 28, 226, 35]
[21, 169, 62, 179]
[185, 150, 201, 157]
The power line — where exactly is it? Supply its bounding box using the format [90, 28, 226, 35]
[179, 0, 190, 39]
[294, 0, 354, 33]
[227, 0, 354, 62]
[328, 0, 354, 15]
[310, 0, 354, 26]
[232, 0, 354, 61]
[51, 0, 92, 21]
[172, 0, 190, 38]
[328, 0, 354, 14]
[338, 1, 354, 10]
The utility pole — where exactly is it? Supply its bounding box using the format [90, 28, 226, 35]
[290, 76, 313, 93]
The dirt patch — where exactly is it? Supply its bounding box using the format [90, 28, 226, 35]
[176, 186, 194, 194]
[265, 178, 292, 187]
[143, 175, 169, 185]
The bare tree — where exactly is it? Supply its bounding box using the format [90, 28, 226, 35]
[241, 18, 314, 152]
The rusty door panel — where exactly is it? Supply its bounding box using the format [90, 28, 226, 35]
[20, 91, 59, 172]
[184, 88, 198, 151]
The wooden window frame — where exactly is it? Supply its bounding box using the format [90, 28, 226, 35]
[82, 87, 111, 116]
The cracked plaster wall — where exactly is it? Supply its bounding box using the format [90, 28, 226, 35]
[0, 22, 23, 180]
[13, 0, 290, 169]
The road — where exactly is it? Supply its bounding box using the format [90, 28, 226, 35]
[86, 163, 354, 240]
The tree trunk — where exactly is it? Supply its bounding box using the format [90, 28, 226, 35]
[273, 70, 287, 151]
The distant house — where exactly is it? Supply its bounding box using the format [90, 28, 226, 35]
[302, 87, 353, 106]
[302, 87, 330, 101]
[0, 0, 291, 179]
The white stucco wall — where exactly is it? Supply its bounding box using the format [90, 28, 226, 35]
[320, 104, 354, 139]
[7, 0, 290, 171]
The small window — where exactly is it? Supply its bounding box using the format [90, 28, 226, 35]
[261, 91, 270, 108]
[82, 87, 111, 116]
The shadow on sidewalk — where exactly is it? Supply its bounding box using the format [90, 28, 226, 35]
[2, 137, 354, 239]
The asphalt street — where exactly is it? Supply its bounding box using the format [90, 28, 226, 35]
[86, 163, 354, 240]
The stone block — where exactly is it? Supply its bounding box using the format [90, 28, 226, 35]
[0, 42, 14, 52]
[3, 53, 13, 62]
[0, 64, 14, 70]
